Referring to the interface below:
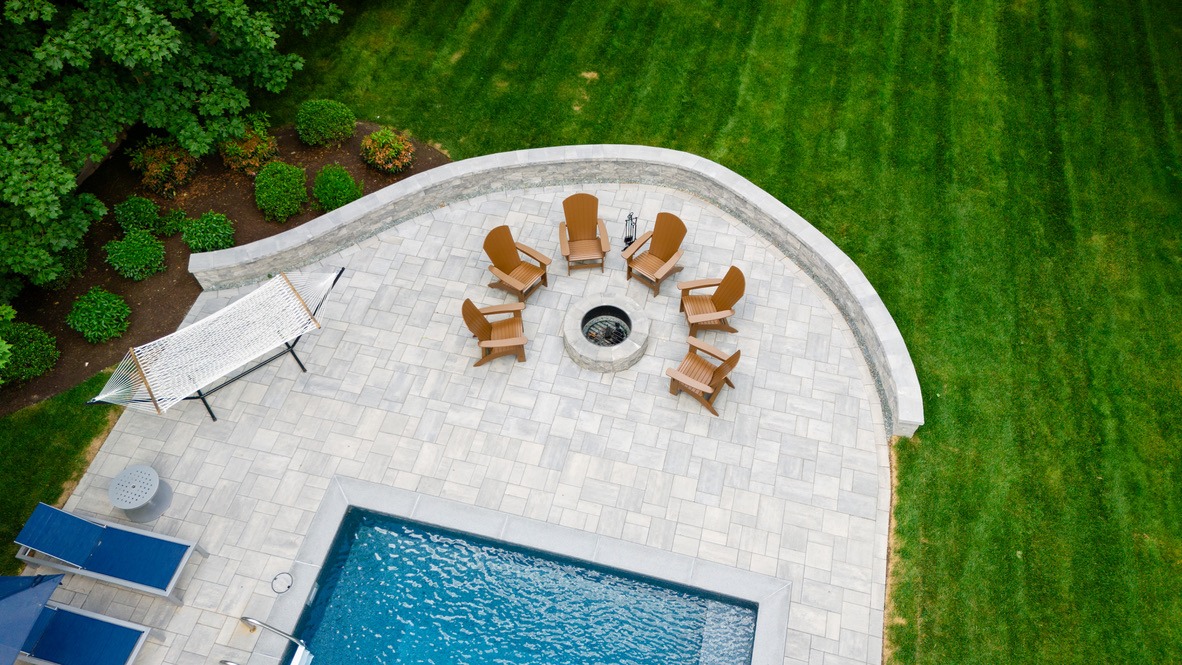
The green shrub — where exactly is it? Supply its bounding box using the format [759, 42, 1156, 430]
[183, 212, 235, 252]
[219, 113, 278, 176]
[129, 136, 198, 198]
[113, 196, 161, 234]
[360, 127, 416, 174]
[43, 242, 88, 291]
[313, 164, 363, 211]
[0, 305, 12, 387]
[0, 319, 59, 384]
[67, 287, 130, 344]
[104, 229, 165, 281]
[255, 161, 307, 222]
[295, 99, 356, 146]
[161, 209, 189, 237]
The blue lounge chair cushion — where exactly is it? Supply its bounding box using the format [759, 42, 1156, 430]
[15, 505, 103, 567]
[85, 527, 190, 591]
[15, 503, 190, 592]
[23, 606, 143, 665]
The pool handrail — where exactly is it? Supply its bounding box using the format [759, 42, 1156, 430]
[236, 616, 313, 664]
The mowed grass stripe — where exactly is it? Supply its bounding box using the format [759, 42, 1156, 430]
[260, 1, 1182, 661]
[710, 1, 807, 174]
[1055, 0, 1182, 659]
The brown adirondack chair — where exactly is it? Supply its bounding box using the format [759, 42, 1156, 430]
[678, 265, 746, 336]
[462, 299, 527, 366]
[483, 225, 552, 302]
[559, 193, 610, 274]
[621, 212, 686, 296]
[666, 336, 740, 416]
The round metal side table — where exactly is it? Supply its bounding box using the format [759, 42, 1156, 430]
[109, 465, 172, 522]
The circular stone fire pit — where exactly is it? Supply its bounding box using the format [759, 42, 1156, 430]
[563, 295, 650, 372]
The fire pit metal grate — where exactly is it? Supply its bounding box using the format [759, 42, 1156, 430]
[582, 307, 631, 347]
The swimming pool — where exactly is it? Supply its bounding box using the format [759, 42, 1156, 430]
[293, 508, 757, 664]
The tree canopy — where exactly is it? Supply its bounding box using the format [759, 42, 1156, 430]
[0, 0, 340, 291]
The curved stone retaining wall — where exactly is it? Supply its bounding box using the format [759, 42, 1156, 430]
[189, 145, 923, 436]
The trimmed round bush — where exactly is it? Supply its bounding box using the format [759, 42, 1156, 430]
[113, 196, 161, 234]
[0, 319, 59, 383]
[67, 286, 131, 344]
[360, 127, 415, 174]
[295, 99, 356, 146]
[130, 136, 198, 198]
[255, 161, 307, 222]
[161, 208, 189, 237]
[183, 212, 235, 252]
[313, 164, 363, 211]
[105, 229, 166, 281]
[219, 113, 278, 176]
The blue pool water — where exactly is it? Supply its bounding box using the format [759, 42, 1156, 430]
[294, 509, 756, 664]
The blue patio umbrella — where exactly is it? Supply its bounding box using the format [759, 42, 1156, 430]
[0, 574, 63, 665]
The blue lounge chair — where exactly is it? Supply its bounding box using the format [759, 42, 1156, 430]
[14, 503, 207, 604]
[21, 603, 150, 665]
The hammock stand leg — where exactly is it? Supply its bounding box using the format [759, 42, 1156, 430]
[195, 389, 217, 421]
[183, 338, 309, 422]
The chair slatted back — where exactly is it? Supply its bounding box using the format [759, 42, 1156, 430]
[483, 225, 521, 274]
[461, 299, 492, 341]
[563, 193, 599, 242]
[712, 266, 746, 311]
[710, 349, 741, 392]
[651, 212, 687, 261]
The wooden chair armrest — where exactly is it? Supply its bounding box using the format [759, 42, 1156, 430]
[480, 337, 527, 348]
[687, 309, 734, 324]
[597, 219, 611, 252]
[558, 223, 571, 257]
[489, 265, 526, 291]
[654, 249, 684, 279]
[480, 302, 526, 315]
[687, 335, 729, 360]
[621, 230, 653, 259]
[517, 242, 552, 266]
[666, 367, 712, 393]
[678, 277, 723, 292]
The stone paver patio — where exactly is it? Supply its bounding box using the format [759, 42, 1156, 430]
[47, 183, 890, 665]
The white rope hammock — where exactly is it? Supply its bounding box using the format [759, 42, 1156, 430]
[92, 269, 343, 416]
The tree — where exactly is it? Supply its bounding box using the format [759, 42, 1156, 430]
[0, 0, 341, 288]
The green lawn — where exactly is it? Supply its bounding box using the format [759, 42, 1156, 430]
[0, 371, 118, 574]
[261, 0, 1182, 661]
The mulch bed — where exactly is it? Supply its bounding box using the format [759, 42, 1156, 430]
[0, 122, 450, 417]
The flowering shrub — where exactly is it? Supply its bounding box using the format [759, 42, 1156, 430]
[360, 127, 415, 174]
[130, 137, 198, 198]
[219, 113, 279, 176]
